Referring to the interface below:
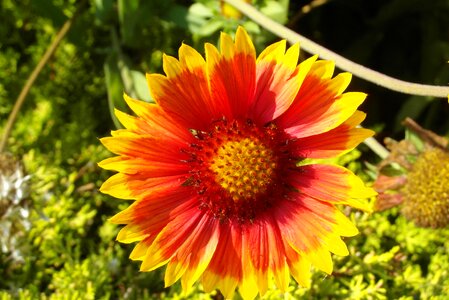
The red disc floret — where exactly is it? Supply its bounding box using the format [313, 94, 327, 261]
[183, 118, 298, 223]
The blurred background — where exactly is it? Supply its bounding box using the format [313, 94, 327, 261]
[1, 0, 449, 299]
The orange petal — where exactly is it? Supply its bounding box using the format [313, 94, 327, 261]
[374, 192, 404, 211]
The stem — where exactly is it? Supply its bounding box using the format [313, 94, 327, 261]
[0, 2, 86, 153]
[224, 0, 449, 99]
[363, 136, 389, 159]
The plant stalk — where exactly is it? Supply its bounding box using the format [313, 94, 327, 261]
[0, 2, 86, 153]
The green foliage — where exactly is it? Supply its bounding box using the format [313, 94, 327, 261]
[1, 0, 449, 299]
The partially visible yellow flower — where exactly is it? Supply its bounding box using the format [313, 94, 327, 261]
[374, 118, 449, 228]
[100, 27, 375, 299]
[220, 0, 251, 19]
[402, 148, 449, 228]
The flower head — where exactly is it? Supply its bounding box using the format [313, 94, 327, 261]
[100, 27, 375, 299]
[374, 118, 449, 228]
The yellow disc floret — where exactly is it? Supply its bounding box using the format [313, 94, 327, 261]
[402, 147, 449, 228]
[210, 138, 278, 202]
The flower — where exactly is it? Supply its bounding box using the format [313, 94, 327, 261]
[99, 27, 375, 299]
[374, 118, 449, 228]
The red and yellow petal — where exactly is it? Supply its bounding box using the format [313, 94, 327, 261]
[100, 172, 186, 200]
[276, 59, 365, 138]
[283, 242, 311, 288]
[239, 239, 259, 300]
[100, 134, 187, 163]
[146, 46, 217, 130]
[139, 206, 204, 272]
[108, 187, 198, 259]
[288, 164, 376, 211]
[120, 94, 194, 143]
[109, 186, 196, 227]
[292, 110, 374, 159]
[275, 196, 359, 275]
[308, 59, 335, 79]
[202, 222, 243, 299]
[170, 213, 220, 291]
[205, 27, 256, 119]
[243, 219, 270, 296]
[98, 156, 188, 176]
[132, 207, 220, 293]
[202, 215, 295, 300]
[245, 214, 290, 295]
[99, 134, 189, 200]
[250, 43, 317, 124]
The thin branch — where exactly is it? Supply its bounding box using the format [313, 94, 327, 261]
[403, 117, 448, 149]
[224, 0, 449, 99]
[0, 2, 87, 153]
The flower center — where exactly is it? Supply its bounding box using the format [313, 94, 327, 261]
[402, 147, 449, 228]
[184, 119, 296, 223]
[209, 138, 277, 202]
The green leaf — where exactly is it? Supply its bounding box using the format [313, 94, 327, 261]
[104, 54, 125, 129]
[118, 0, 140, 45]
[260, 0, 289, 25]
[189, 2, 214, 19]
[187, 3, 215, 35]
[129, 70, 153, 103]
[379, 162, 407, 177]
[405, 128, 425, 152]
[197, 18, 225, 36]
